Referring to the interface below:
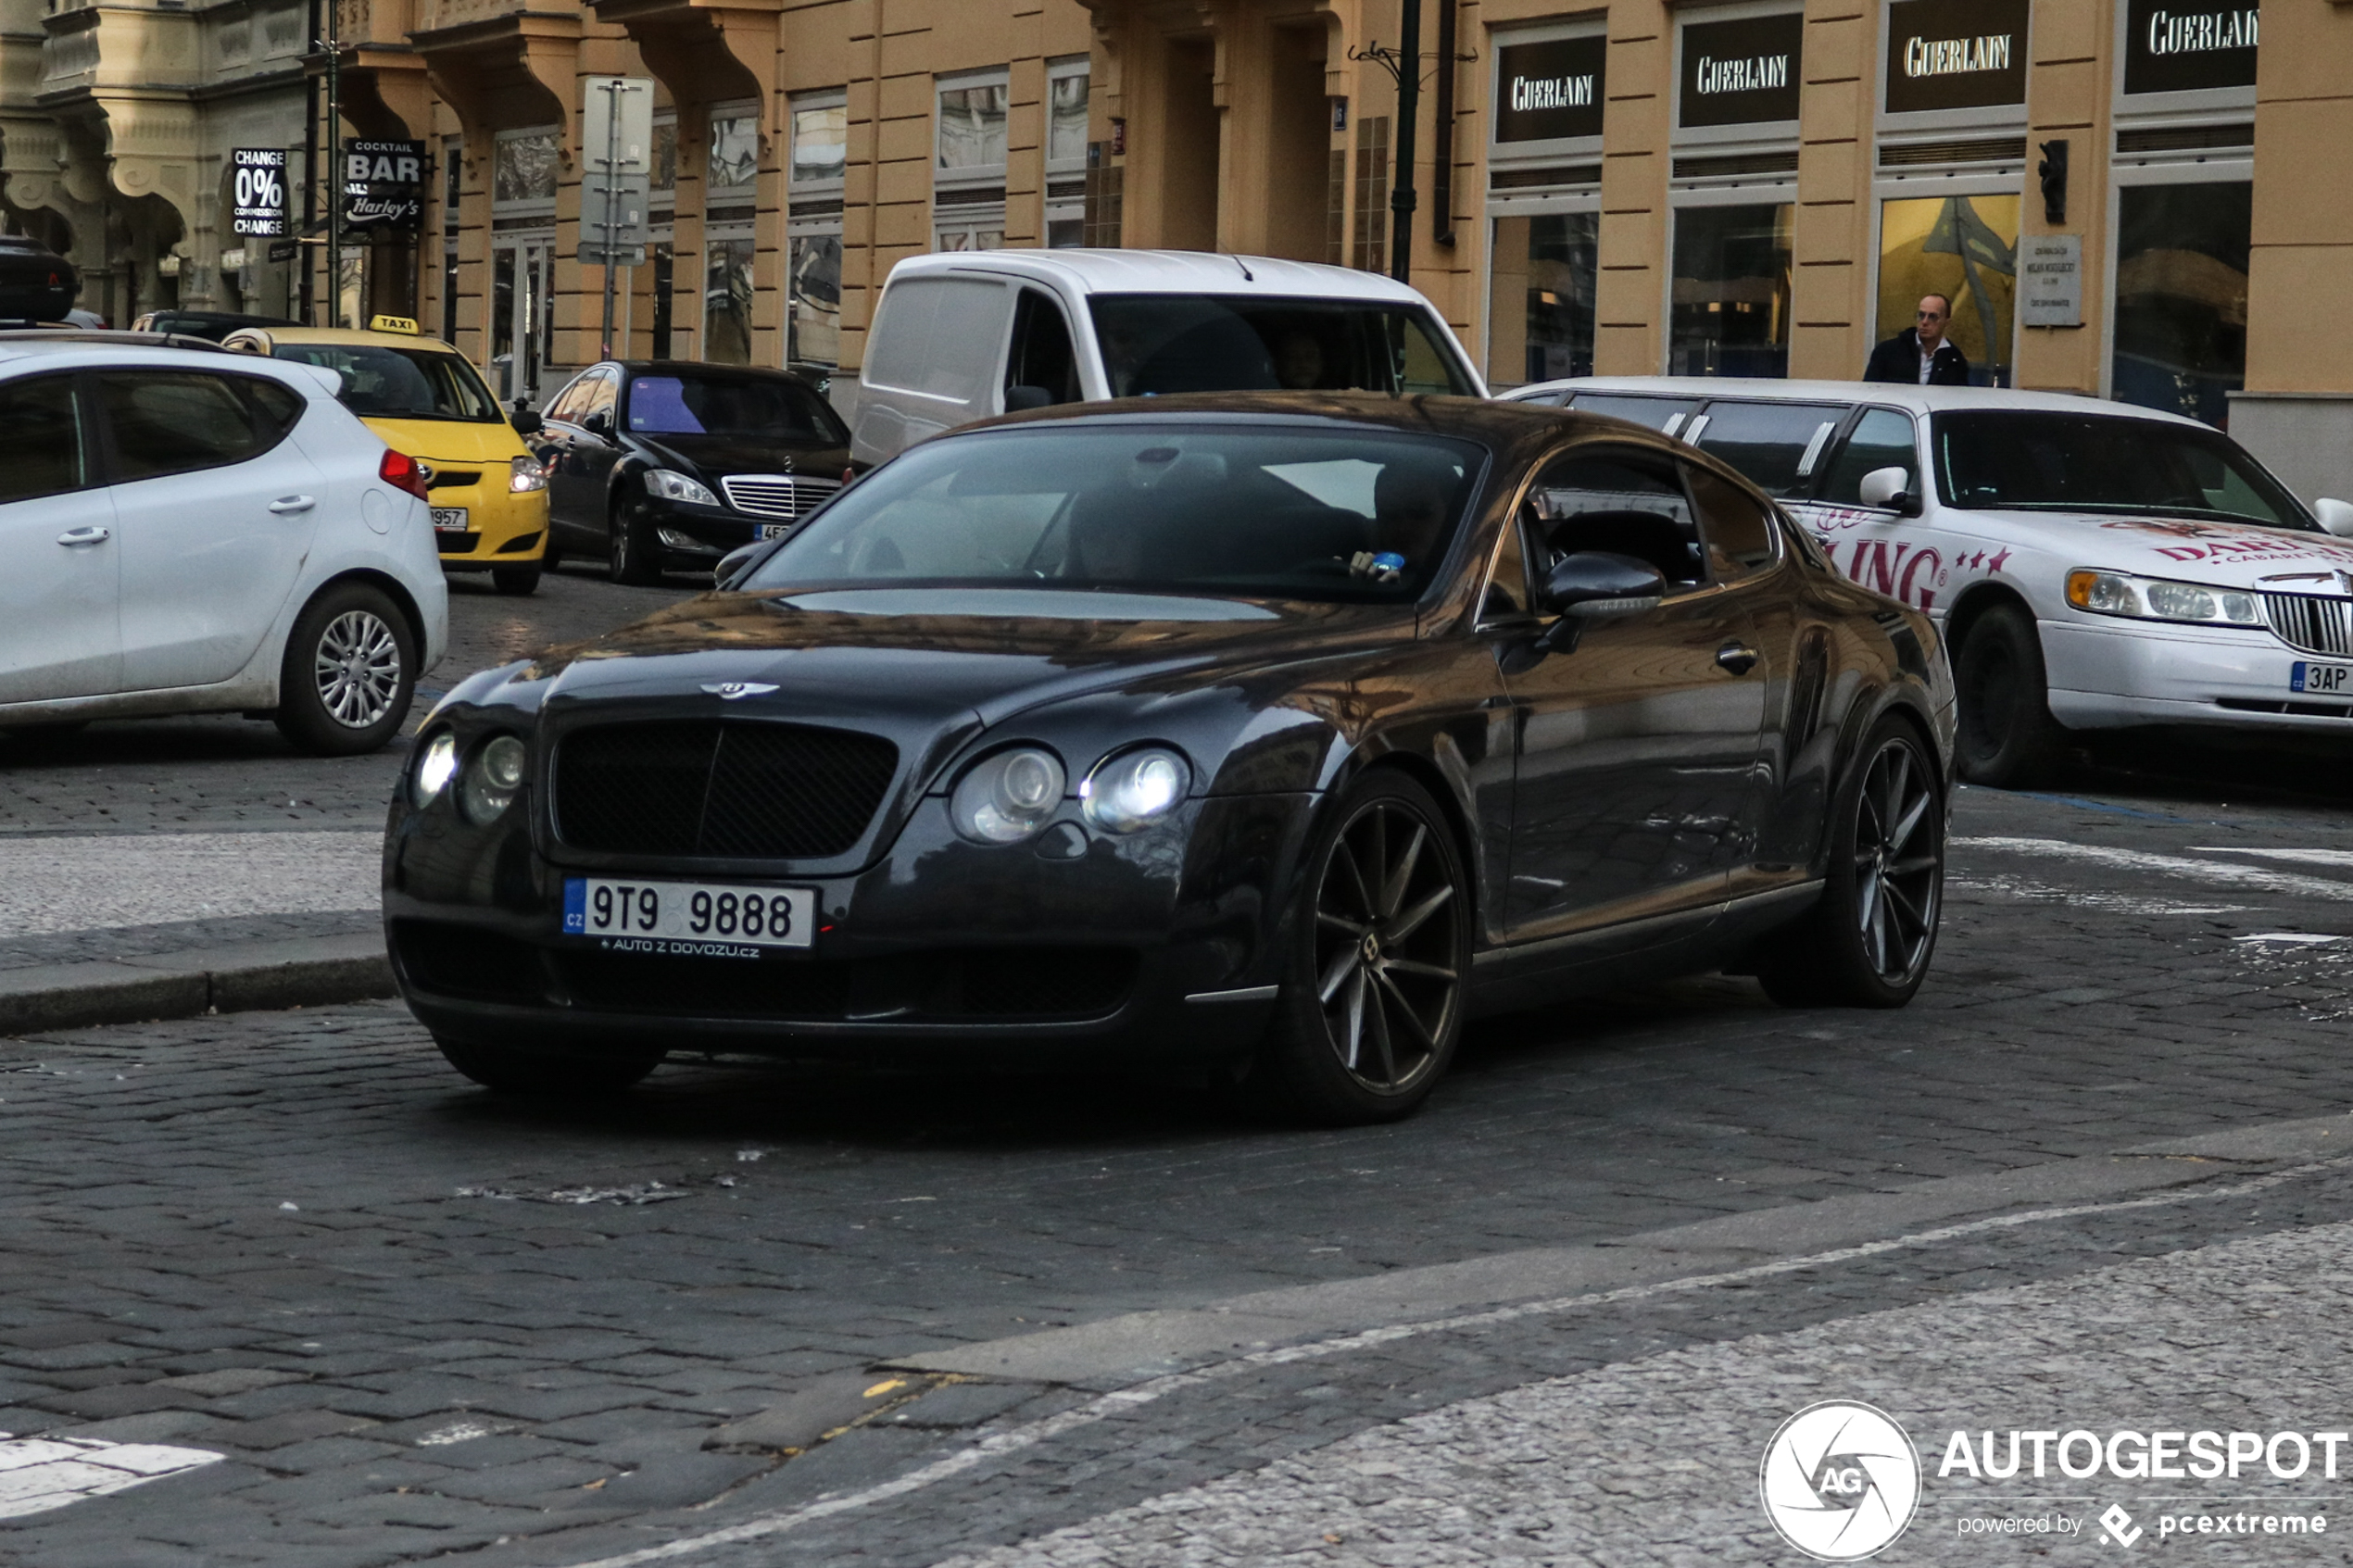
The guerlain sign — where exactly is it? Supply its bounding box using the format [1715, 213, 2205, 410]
[1494, 35, 1607, 143]
[1884, 0, 2030, 114]
[1681, 12, 1805, 128]
[2124, 0, 2259, 94]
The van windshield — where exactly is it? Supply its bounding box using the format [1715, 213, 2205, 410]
[745, 424, 1486, 605]
[1088, 295, 1477, 400]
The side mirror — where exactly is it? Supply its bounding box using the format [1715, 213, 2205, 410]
[714, 540, 771, 590]
[1857, 466, 1919, 514]
[1003, 384, 1056, 413]
[583, 408, 614, 439]
[509, 408, 544, 436]
[1533, 551, 1666, 652]
[2316, 497, 2353, 538]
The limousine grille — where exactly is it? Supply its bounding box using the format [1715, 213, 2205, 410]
[2260, 593, 2353, 659]
[555, 719, 898, 859]
[720, 474, 843, 521]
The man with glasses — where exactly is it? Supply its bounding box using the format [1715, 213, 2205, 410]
[1864, 294, 1969, 386]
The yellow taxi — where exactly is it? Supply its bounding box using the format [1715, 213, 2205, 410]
[223, 316, 551, 595]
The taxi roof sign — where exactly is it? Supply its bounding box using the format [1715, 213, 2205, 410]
[369, 314, 421, 334]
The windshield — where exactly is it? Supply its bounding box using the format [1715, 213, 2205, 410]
[271, 344, 499, 421]
[1934, 410, 2311, 530]
[624, 373, 849, 443]
[1088, 295, 1477, 399]
[743, 425, 1486, 605]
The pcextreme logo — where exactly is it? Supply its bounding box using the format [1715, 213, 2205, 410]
[1760, 1400, 1922, 1561]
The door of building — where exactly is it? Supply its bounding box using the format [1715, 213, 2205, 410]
[490, 234, 555, 406]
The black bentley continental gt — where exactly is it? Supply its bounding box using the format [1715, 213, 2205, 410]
[386, 393, 1955, 1123]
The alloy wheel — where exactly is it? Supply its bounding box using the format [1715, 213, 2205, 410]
[1310, 798, 1463, 1095]
[1853, 737, 1941, 985]
[312, 609, 403, 730]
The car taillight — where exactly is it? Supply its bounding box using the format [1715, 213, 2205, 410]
[380, 448, 429, 500]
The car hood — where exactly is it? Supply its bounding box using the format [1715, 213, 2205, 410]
[365, 414, 526, 466]
[1949, 509, 2353, 589]
[628, 432, 851, 481]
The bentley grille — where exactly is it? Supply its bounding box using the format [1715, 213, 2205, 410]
[2260, 593, 2353, 659]
[554, 719, 898, 859]
[719, 474, 843, 520]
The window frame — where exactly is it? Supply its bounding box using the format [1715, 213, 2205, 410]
[0, 371, 94, 505]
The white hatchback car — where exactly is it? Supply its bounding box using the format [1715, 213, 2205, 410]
[0, 333, 448, 754]
[1509, 375, 2353, 784]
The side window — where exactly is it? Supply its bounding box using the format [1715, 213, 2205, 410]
[863, 275, 1013, 405]
[1818, 408, 1919, 506]
[1683, 463, 1782, 582]
[1479, 514, 1533, 622]
[544, 373, 595, 424]
[1567, 394, 1705, 436]
[1006, 289, 1079, 405]
[584, 370, 619, 423]
[1686, 401, 1849, 496]
[0, 375, 85, 503]
[1522, 450, 1705, 593]
[99, 372, 285, 483]
[241, 377, 307, 439]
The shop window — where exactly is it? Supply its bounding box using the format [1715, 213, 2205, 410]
[789, 94, 846, 371]
[1490, 211, 1597, 385]
[651, 119, 677, 195]
[938, 74, 1009, 175]
[1669, 204, 1793, 377]
[1353, 117, 1390, 274]
[1046, 59, 1089, 248]
[1877, 194, 2018, 387]
[2111, 181, 2250, 428]
[710, 109, 759, 193]
[651, 242, 673, 359]
[493, 131, 558, 207]
[704, 235, 753, 365]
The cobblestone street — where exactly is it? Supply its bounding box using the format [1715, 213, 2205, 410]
[9, 573, 2353, 1564]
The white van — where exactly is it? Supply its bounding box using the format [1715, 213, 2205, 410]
[849, 249, 1488, 467]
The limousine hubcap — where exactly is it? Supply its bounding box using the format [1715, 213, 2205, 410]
[1855, 737, 1941, 985]
[315, 609, 403, 729]
[1313, 800, 1462, 1094]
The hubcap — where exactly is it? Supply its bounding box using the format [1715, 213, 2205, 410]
[1311, 799, 1462, 1095]
[313, 609, 402, 729]
[1853, 738, 1942, 985]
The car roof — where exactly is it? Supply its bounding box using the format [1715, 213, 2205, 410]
[0, 330, 224, 358]
[884, 248, 1438, 307]
[0, 333, 343, 393]
[241, 326, 461, 351]
[601, 359, 815, 380]
[1522, 374, 2214, 432]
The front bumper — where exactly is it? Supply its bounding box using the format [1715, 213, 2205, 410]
[382, 786, 1316, 1063]
[2043, 618, 2353, 734]
[434, 483, 548, 567]
[634, 495, 794, 565]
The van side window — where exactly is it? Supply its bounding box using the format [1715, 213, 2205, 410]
[864, 276, 1014, 405]
[1522, 450, 1705, 594]
[1006, 290, 1079, 405]
[1818, 408, 1918, 506]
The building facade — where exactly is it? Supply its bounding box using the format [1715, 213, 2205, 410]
[2, 0, 2343, 495]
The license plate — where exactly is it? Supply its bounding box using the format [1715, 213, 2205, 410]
[562, 877, 817, 950]
[431, 507, 470, 533]
[756, 523, 792, 541]
[2292, 661, 2351, 695]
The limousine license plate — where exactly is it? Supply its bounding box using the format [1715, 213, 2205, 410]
[431, 507, 470, 534]
[562, 877, 816, 950]
[2292, 661, 2351, 696]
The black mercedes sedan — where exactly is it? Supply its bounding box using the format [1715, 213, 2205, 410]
[532, 360, 854, 583]
[386, 393, 1954, 1123]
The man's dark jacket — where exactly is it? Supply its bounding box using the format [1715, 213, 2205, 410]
[1864, 327, 1969, 386]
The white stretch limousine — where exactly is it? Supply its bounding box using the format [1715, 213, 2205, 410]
[1509, 376, 2353, 784]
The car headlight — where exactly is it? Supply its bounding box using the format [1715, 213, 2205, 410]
[2066, 570, 2260, 627]
[1082, 747, 1190, 834]
[459, 734, 528, 824]
[643, 469, 717, 507]
[950, 747, 1065, 844]
[509, 454, 547, 493]
[412, 729, 459, 809]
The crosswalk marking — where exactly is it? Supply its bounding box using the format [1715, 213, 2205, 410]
[0, 1435, 222, 1520]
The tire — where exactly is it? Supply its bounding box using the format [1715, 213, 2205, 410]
[1756, 717, 1945, 1009]
[608, 499, 658, 585]
[491, 566, 542, 596]
[271, 582, 417, 756]
[1254, 771, 1471, 1124]
[434, 1033, 664, 1097]
[1954, 603, 2061, 787]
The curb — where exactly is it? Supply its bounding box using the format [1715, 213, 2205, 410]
[0, 933, 395, 1035]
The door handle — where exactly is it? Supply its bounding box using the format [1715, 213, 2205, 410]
[56, 525, 110, 546]
[268, 495, 316, 515]
[1717, 642, 1760, 676]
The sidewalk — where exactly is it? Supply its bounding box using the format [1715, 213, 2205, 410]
[0, 829, 392, 1034]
